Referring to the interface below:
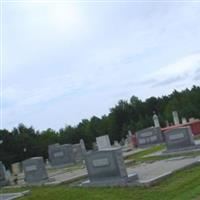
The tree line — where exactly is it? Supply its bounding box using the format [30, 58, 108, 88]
[0, 85, 200, 167]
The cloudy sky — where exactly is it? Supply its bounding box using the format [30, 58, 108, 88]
[1, 0, 200, 130]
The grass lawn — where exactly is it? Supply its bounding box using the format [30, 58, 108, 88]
[126, 144, 200, 164]
[125, 144, 165, 163]
[1, 164, 200, 200]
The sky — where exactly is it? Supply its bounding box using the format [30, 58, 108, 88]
[1, 0, 200, 130]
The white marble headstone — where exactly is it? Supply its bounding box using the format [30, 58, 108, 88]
[96, 135, 111, 150]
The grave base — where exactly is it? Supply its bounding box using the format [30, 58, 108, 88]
[163, 144, 200, 154]
[0, 190, 30, 200]
[81, 173, 138, 187]
[0, 180, 10, 187]
[24, 177, 50, 185]
[50, 162, 75, 169]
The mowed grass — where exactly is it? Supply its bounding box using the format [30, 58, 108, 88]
[1, 163, 200, 200]
[125, 144, 165, 162]
[126, 144, 200, 164]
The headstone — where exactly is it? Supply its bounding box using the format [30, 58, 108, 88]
[80, 139, 87, 153]
[164, 127, 196, 152]
[172, 111, 179, 125]
[189, 118, 195, 122]
[165, 120, 169, 127]
[124, 138, 128, 147]
[92, 142, 98, 151]
[82, 148, 138, 186]
[22, 157, 48, 184]
[11, 162, 21, 175]
[153, 114, 160, 127]
[182, 117, 187, 124]
[48, 143, 75, 167]
[113, 140, 120, 147]
[72, 144, 84, 163]
[120, 138, 125, 146]
[136, 127, 163, 148]
[0, 161, 9, 186]
[96, 135, 111, 150]
[127, 131, 134, 149]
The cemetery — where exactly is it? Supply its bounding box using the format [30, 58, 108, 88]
[1, 0, 200, 198]
[1, 111, 200, 200]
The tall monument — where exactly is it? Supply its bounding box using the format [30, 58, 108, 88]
[153, 113, 160, 127]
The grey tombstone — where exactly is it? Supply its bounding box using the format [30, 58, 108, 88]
[92, 142, 98, 151]
[0, 161, 9, 186]
[136, 127, 163, 148]
[72, 144, 84, 163]
[22, 157, 48, 184]
[48, 143, 75, 167]
[164, 127, 196, 152]
[113, 140, 120, 147]
[11, 162, 22, 176]
[96, 135, 111, 150]
[80, 139, 87, 153]
[82, 148, 138, 186]
[181, 117, 187, 124]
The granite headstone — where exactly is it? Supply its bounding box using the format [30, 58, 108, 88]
[48, 143, 75, 167]
[22, 157, 48, 184]
[0, 161, 9, 186]
[72, 144, 84, 163]
[136, 127, 163, 148]
[164, 127, 196, 152]
[82, 148, 138, 186]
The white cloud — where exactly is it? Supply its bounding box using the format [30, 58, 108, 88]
[142, 53, 200, 87]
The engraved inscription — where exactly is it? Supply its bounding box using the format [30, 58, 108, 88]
[54, 151, 64, 158]
[139, 138, 146, 144]
[92, 158, 110, 167]
[150, 135, 157, 142]
[96, 136, 111, 150]
[140, 131, 153, 137]
[25, 165, 37, 172]
[169, 132, 185, 141]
